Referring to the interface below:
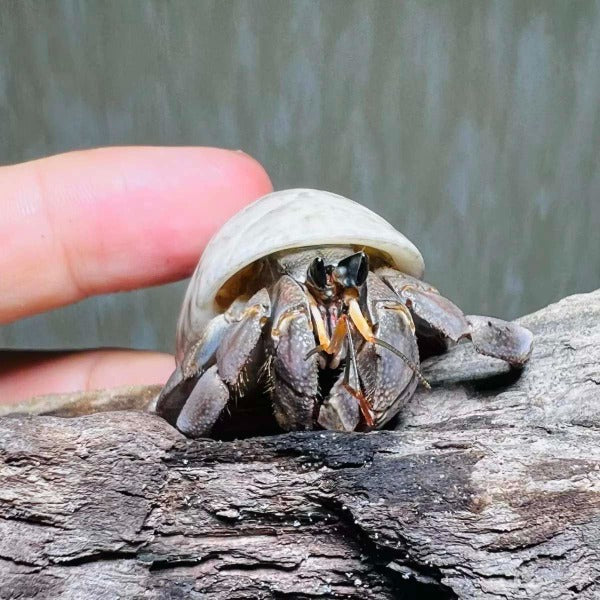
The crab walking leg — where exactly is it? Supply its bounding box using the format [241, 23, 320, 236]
[176, 365, 229, 437]
[162, 288, 271, 437]
[466, 315, 533, 365]
[269, 276, 319, 431]
[380, 269, 533, 365]
[215, 288, 271, 390]
[155, 313, 233, 426]
[378, 269, 470, 343]
[154, 365, 198, 426]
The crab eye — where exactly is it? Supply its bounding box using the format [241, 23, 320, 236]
[335, 252, 369, 288]
[307, 256, 328, 289]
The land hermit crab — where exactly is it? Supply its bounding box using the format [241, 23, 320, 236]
[156, 189, 533, 437]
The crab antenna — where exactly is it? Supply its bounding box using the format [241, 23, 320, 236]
[372, 338, 431, 390]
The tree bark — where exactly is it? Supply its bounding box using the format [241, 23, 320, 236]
[1, 289, 599, 599]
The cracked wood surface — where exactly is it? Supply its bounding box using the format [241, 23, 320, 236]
[1, 289, 600, 599]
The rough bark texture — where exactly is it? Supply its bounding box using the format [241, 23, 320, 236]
[1, 290, 600, 599]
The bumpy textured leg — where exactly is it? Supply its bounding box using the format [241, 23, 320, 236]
[156, 288, 270, 437]
[318, 274, 420, 431]
[466, 315, 533, 365]
[155, 313, 231, 426]
[379, 268, 534, 365]
[216, 288, 271, 391]
[181, 313, 233, 379]
[268, 276, 319, 430]
[318, 382, 362, 431]
[176, 365, 229, 437]
[154, 365, 192, 426]
[378, 269, 470, 342]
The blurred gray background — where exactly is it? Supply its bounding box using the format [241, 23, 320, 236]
[1, 0, 599, 353]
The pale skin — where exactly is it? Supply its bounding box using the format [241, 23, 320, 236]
[0, 146, 272, 406]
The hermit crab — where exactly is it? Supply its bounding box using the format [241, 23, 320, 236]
[156, 189, 533, 437]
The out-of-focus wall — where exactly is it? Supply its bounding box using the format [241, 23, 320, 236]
[1, 1, 599, 352]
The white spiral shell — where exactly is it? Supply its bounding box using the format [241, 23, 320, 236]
[175, 188, 424, 361]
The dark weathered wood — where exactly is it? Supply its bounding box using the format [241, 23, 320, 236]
[1, 290, 599, 599]
[0, 384, 162, 418]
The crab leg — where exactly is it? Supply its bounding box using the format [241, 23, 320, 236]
[380, 269, 533, 365]
[155, 313, 232, 427]
[215, 288, 270, 391]
[175, 365, 230, 437]
[269, 276, 319, 430]
[156, 296, 257, 427]
[466, 315, 533, 366]
[378, 270, 470, 343]
[159, 288, 270, 437]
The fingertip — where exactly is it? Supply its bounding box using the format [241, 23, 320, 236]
[214, 147, 273, 195]
[0, 146, 273, 322]
[52, 146, 274, 285]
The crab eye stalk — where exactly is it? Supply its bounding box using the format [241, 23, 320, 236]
[307, 256, 328, 289]
[334, 251, 369, 288]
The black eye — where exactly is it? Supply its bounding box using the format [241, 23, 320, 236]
[307, 256, 327, 289]
[335, 252, 369, 288]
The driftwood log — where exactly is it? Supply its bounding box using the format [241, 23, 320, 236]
[1, 289, 599, 599]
